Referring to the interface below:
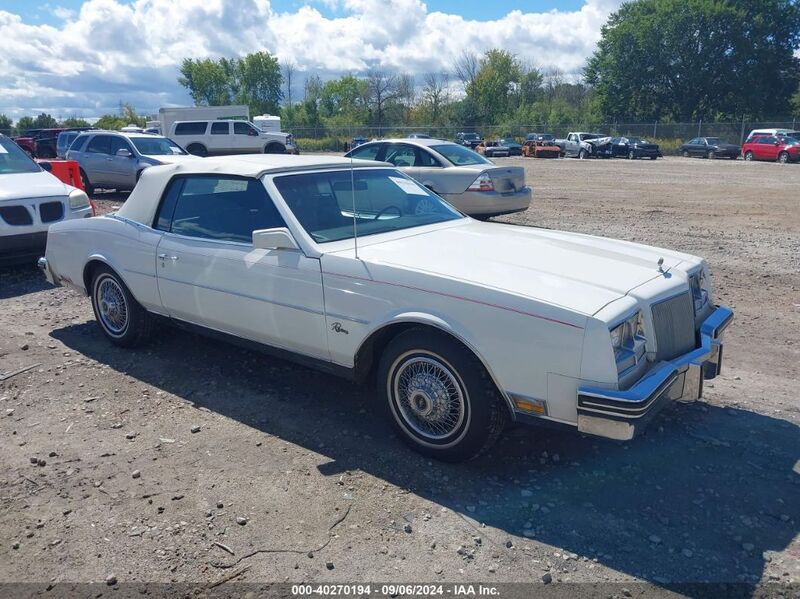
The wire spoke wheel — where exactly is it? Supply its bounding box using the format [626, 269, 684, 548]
[95, 276, 129, 336]
[392, 354, 466, 441]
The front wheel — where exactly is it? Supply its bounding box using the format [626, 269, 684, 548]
[628, 150, 636, 160]
[90, 265, 154, 347]
[80, 169, 95, 196]
[186, 143, 208, 157]
[707, 150, 716, 160]
[578, 149, 588, 159]
[778, 151, 789, 164]
[682, 150, 690, 158]
[264, 143, 285, 154]
[378, 328, 508, 462]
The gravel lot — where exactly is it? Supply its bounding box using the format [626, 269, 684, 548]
[1, 156, 798, 590]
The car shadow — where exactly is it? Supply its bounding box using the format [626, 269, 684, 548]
[51, 321, 799, 585]
[0, 263, 50, 299]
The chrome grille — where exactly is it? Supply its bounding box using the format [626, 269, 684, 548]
[652, 292, 696, 361]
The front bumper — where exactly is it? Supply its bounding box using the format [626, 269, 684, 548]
[0, 231, 48, 266]
[576, 305, 733, 441]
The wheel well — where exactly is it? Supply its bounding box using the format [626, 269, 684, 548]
[82, 259, 107, 296]
[264, 142, 285, 153]
[354, 322, 507, 399]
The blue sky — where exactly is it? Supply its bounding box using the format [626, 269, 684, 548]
[5, 0, 587, 26]
[0, 0, 618, 119]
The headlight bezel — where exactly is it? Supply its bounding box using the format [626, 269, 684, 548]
[689, 268, 711, 315]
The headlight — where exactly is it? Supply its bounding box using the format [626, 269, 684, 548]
[610, 311, 646, 373]
[690, 269, 710, 314]
[69, 188, 90, 211]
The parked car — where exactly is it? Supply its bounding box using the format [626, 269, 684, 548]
[168, 119, 297, 157]
[406, 133, 432, 139]
[39, 154, 733, 461]
[454, 132, 483, 149]
[522, 139, 560, 158]
[0, 134, 93, 265]
[350, 136, 367, 150]
[56, 128, 94, 159]
[345, 138, 531, 218]
[679, 137, 740, 159]
[745, 128, 800, 141]
[12, 128, 67, 158]
[741, 134, 800, 163]
[556, 132, 614, 159]
[611, 136, 662, 160]
[497, 138, 523, 156]
[525, 133, 555, 142]
[66, 131, 192, 195]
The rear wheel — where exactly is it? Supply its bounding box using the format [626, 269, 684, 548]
[628, 150, 636, 160]
[707, 150, 716, 159]
[79, 169, 95, 196]
[682, 150, 690, 158]
[90, 265, 154, 347]
[744, 151, 754, 161]
[578, 149, 588, 159]
[186, 143, 208, 157]
[778, 151, 789, 164]
[378, 328, 508, 461]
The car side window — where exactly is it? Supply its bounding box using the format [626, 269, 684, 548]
[174, 122, 208, 135]
[349, 144, 381, 161]
[109, 137, 133, 155]
[87, 135, 112, 155]
[210, 122, 229, 135]
[71, 135, 89, 152]
[384, 144, 417, 167]
[416, 148, 441, 167]
[163, 176, 286, 244]
[759, 136, 775, 145]
[233, 122, 257, 136]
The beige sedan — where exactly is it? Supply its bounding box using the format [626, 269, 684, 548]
[345, 138, 532, 218]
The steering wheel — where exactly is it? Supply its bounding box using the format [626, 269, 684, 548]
[374, 205, 402, 220]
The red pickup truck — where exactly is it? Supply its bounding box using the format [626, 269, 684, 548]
[13, 128, 66, 158]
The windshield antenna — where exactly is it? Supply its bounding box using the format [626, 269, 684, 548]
[350, 151, 359, 260]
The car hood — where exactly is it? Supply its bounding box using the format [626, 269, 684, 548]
[141, 154, 201, 164]
[347, 221, 694, 316]
[0, 170, 69, 202]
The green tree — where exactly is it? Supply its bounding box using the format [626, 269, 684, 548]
[178, 52, 283, 115]
[0, 114, 12, 134]
[791, 85, 800, 116]
[472, 49, 523, 124]
[94, 115, 126, 130]
[62, 117, 92, 128]
[30, 113, 58, 129]
[15, 116, 35, 132]
[319, 75, 369, 123]
[585, 0, 800, 120]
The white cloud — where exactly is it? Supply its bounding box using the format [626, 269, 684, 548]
[0, 0, 623, 119]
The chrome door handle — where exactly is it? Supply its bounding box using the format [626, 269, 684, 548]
[158, 254, 179, 261]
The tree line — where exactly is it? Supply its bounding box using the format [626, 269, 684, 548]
[2, 0, 799, 136]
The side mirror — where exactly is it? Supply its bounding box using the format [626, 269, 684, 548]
[252, 227, 299, 250]
[775, 141, 781, 146]
[116, 148, 132, 158]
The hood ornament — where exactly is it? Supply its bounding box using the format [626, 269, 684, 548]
[657, 257, 666, 273]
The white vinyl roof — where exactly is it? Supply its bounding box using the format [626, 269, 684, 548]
[116, 154, 387, 226]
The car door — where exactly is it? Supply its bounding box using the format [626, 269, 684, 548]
[758, 136, 778, 161]
[154, 174, 329, 359]
[107, 136, 137, 189]
[233, 121, 261, 154]
[209, 121, 230, 154]
[566, 134, 580, 156]
[382, 143, 419, 177]
[413, 146, 447, 192]
[84, 134, 120, 186]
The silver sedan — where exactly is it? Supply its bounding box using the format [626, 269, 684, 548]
[345, 138, 531, 218]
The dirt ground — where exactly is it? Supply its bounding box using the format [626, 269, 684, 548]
[1, 156, 798, 592]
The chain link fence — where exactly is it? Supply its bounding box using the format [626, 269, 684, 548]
[290, 120, 800, 152]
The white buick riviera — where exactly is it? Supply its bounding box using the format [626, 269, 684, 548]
[40, 155, 733, 461]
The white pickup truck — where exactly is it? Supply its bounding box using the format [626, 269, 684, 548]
[556, 132, 614, 159]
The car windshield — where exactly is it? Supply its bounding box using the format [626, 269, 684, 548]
[705, 138, 722, 145]
[0, 136, 41, 174]
[461, 133, 479, 140]
[580, 134, 600, 140]
[431, 144, 490, 166]
[499, 139, 517, 145]
[779, 136, 799, 144]
[273, 168, 463, 243]
[131, 137, 187, 155]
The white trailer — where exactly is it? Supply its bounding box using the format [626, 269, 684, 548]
[158, 105, 249, 137]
